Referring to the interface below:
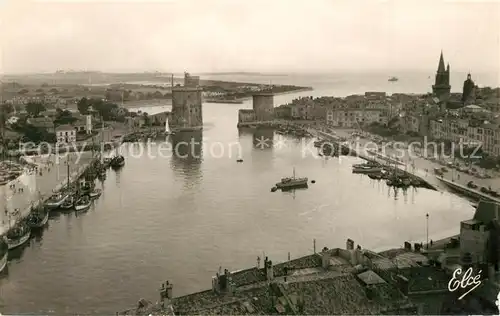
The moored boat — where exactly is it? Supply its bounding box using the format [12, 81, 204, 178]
[4, 224, 31, 250]
[89, 189, 102, 199]
[45, 192, 69, 209]
[352, 165, 383, 174]
[411, 179, 421, 187]
[110, 156, 125, 169]
[82, 183, 93, 194]
[276, 168, 308, 190]
[103, 158, 112, 168]
[75, 196, 92, 212]
[0, 240, 8, 273]
[368, 173, 382, 180]
[26, 209, 49, 228]
[61, 195, 76, 210]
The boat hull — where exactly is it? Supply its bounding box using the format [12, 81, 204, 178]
[45, 195, 69, 209]
[75, 203, 91, 212]
[28, 212, 49, 228]
[89, 193, 101, 199]
[0, 251, 7, 273]
[276, 180, 309, 189]
[352, 167, 382, 174]
[5, 231, 31, 250]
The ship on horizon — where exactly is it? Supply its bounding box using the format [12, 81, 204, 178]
[388, 76, 398, 82]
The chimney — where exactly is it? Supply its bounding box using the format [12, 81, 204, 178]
[321, 248, 331, 269]
[414, 243, 421, 252]
[212, 275, 218, 293]
[166, 280, 173, 299]
[404, 241, 412, 251]
[266, 260, 274, 280]
[352, 247, 361, 266]
[346, 238, 354, 250]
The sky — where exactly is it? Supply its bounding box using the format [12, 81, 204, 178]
[0, 0, 499, 74]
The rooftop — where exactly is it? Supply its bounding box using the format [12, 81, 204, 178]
[55, 124, 75, 131]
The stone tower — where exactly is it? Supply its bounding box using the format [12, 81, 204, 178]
[432, 51, 451, 101]
[462, 73, 476, 104]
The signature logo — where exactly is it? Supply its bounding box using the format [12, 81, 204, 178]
[448, 267, 482, 300]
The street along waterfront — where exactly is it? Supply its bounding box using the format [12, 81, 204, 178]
[0, 101, 476, 314]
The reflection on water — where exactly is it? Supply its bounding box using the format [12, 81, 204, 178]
[169, 131, 203, 176]
[252, 128, 274, 150]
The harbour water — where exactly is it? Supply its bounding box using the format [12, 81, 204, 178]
[0, 73, 489, 314]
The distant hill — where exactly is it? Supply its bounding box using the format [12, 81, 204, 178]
[198, 71, 288, 77]
[0, 72, 170, 86]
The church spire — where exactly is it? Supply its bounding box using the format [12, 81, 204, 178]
[437, 51, 446, 73]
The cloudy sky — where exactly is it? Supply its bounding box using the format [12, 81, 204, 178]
[0, 0, 499, 74]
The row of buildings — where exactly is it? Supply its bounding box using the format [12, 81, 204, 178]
[237, 51, 500, 157]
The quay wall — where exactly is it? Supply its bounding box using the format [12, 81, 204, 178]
[315, 130, 438, 191]
[436, 176, 500, 203]
[0, 156, 97, 236]
[0, 141, 122, 236]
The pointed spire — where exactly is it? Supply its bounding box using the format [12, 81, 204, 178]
[437, 51, 446, 73]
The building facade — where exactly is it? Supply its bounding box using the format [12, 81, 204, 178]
[56, 125, 76, 144]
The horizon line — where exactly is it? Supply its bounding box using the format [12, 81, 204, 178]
[1, 68, 498, 76]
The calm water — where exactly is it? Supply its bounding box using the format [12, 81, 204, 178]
[0, 74, 481, 314]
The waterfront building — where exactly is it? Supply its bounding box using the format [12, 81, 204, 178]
[252, 92, 274, 121]
[273, 105, 291, 119]
[432, 51, 451, 101]
[170, 83, 203, 131]
[238, 109, 256, 124]
[326, 108, 386, 128]
[55, 124, 76, 144]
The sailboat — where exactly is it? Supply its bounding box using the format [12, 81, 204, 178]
[275, 168, 309, 190]
[165, 117, 174, 136]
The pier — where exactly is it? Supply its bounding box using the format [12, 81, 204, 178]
[315, 130, 438, 191]
[435, 176, 500, 203]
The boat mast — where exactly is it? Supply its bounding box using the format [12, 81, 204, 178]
[293, 167, 296, 179]
[67, 159, 70, 189]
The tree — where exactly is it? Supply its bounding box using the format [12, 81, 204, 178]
[25, 102, 46, 117]
[18, 88, 29, 94]
[14, 122, 55, 143]
[77, 97, 90, 114]
[53, 108, 77, 126]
